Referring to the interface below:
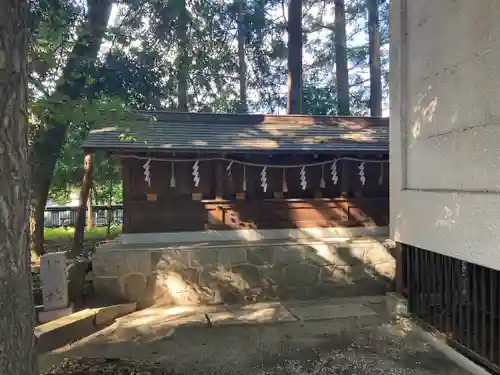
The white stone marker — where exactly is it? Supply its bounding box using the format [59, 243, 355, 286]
[40, 252, 69, 311]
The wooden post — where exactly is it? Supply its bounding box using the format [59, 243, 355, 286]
[72, 151, 94, 256]
[215, 160, 224, 200]
[341, 159, 350, 198]
[394, 242, 405, 295]
[86, 188, 93, 228]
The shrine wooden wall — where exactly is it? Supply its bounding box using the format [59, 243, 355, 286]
[121, 154, 389, 233]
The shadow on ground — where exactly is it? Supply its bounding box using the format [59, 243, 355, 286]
[40, 300, 471, 375]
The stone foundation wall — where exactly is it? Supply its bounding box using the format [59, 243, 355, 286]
[92, 238, 395, 306]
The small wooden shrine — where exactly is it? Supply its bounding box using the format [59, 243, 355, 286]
[82, 111, 389, 234]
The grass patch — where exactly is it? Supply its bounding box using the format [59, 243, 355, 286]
[44, 225, 122, 242]
[31, 226, 122, 265]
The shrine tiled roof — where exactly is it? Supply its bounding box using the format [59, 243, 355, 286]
[83, 111, 389, 154]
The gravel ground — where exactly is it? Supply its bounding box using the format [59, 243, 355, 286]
[39, 304, 473, 375]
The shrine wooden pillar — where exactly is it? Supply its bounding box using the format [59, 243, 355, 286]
[341, 159, 350, 198]
[72, 150, 94, 256]
[215, 159, 224, 200]
[394, 242, 405, 295]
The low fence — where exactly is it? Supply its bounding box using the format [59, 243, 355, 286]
[44, 205, 123, 228]
[401, 244, 500, 374]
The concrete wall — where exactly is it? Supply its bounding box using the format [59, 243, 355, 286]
[390, 0, 500, 269]
[92, 238, 395, 306]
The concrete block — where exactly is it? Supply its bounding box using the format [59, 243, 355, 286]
[158, 271, 193, 295]
[345, 264, 371, 282]
[301, 243, 337, 265]
[319, 265, 349, 283]
[92, 277, 124, 304]
[230, 264, 262, 289]
[94, 303, 137, 326]
[119, 272, 148, 302]
[153, 250, 190, 270]
[386, 292, 408, 318]
[374, 262, 395, 279]
[189, 249, 219, 268]
[365, 242, 395, 265]
[170, 290, 204, 306]
[38, 306, 74, 324]
[218, 247, 247, 266]
[246, 246, 274, 266]
[35, 309, 97, 353]
[92, 251, 151, 277]
[284, 263, 321, 287]
[333, 244, 366, 266]
[272, 245, 305, 264]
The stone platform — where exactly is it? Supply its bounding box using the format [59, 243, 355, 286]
[92, 230, 395, 306]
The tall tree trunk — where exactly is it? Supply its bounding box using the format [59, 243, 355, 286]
[29, 0, 112, 256]
[287, 0, 302, 114]
[237, 0, 248, 113]
[0, 1, 37, 373]
[73, 152, 93, 255]
[334, 0, 350, 115]
[367, 0, 382, 116]
[87, 187, 94, 229]
[177, 0, 189, 111]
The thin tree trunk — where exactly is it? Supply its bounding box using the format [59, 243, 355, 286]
[287, 0, 302, 114]
[32, 182, 50, 256]
[237, 0, 248, 113]
[106, 180, 113, 236]
[334, 0, 350, 115]
[368, 0, 382, 116]
[0, 0, 37, 373]
[87, 187, 94, 229]
[177, 0, 189, 111]
[29, 0, 112, 256]
[73, 152, 94, 256]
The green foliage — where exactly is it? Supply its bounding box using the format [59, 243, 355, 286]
[44, 225, 122, 242]
[27, 0, 388, 207]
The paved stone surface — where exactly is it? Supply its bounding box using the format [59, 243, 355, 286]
[39, 299, 472, 375]
[289, 303, 377, 321]
[86, 306, 212, 344]
[207, 303, 297, 326]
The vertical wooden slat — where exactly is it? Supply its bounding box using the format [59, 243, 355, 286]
[436, 254, 444, 331]
[422, 249, 429, 320]
[414, 247, 421, 317]
[481, 267, 488, 357]
[489, 268, 496, 363]
[473, 265, 479, 352]
[341, 159, 350, 198]
[467, 264, 473, 350]
[406, 246, 414, 310]
[394, 242, 404, 295]
[443, 257, 451, 335]
[450, 258, 458, 341]
[497, 271, 500, 365]
[430, 251, 437, 327]
[215, 160, 224, 200]
[427, 250, 433, 323]
[457, 262, 464, 345]
[405, 245, 412, 298]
